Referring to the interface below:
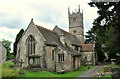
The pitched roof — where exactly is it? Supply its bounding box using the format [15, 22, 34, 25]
[53, 26, 81, 46]
[36, 25, 60, 45]
[64, 45, 81, 56]
[36, 25, 80, 56]
[80, 44, 95, 52]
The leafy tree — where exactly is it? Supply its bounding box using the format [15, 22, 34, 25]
[2, 39, 12, 60]
[13, 29, 24, 56]
[86, 2, 120, 62]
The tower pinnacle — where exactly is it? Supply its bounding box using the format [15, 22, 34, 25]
[68, 7, 70, 14]
[78, 5, 80, 12]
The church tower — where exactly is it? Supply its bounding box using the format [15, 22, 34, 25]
[68, 5, 84, 43]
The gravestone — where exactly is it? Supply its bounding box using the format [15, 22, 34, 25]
[18, 59, 24, 75]
[112, 68, 120, 79]
[111, 59, 116, 65]
[104, 66, 112, 72]
[104, 65, 112, 75]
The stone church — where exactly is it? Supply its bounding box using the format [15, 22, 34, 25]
[16, 6, 96, 72]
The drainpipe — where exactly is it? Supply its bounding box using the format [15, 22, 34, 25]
[43, 44, 46, 69]
[54, 46, 57, 72]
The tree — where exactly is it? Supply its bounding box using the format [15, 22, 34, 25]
[86, 2, 120, 62]
[13, 29, 24, 56]
[2, 39, 12, 60]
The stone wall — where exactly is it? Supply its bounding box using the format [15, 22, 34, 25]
[46, 46, 55, 71]
[16, 21, 81, 72]
[16, 22, 45, 68]
[56, 47, 72, 72]
[81, 52, 96, 65]
[0, 42, 6, 63]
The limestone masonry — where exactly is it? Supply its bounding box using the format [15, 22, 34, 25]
[16, 5, 96, 72]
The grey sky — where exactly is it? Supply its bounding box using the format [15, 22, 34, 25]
[0, 0, 98, 45]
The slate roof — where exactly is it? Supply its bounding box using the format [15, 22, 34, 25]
[64, 45, 81, 56]
[80, 44, 95, 52]
[36, 25, 60, 45]
[36, 25, 80, 56]
[53, 26, 81, 46]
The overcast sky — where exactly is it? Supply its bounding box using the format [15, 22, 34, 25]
[0, 0, 98, 47]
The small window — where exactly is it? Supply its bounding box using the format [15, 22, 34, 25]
[73, 18, 76, 21]
[58, 54, 64, 62]
[73, 30, 76, 34]
[75, 46, 78, 51]
[52, 49, 55, 60]
[85, 57, 87, 59]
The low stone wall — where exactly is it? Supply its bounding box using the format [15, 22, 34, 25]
[104, 66, 112, 72]
[104, 66, 112, 75]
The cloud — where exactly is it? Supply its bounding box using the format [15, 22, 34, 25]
[0, 0, 98, 44]
[0, 27, 20, 42]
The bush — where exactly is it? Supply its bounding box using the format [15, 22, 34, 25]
[9, 54, 15, 59]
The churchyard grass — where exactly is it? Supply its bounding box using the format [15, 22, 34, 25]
[22, 70, 85, 77]
[0, 63, 2, 79]
[2, 62, 20, 77]
[79, 65, 95, 71]
[2, 62, 95, 78]
[108, 64, 120, 68]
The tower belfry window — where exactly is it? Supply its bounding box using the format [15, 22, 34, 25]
[73, 18, 76, 22]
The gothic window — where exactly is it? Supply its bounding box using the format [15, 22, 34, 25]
[27, 35, 35, 55]
[58, 54, 64, 62]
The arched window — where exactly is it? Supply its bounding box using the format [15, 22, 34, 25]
[73, 18, 76, 22]
[27, 35, 35, 55]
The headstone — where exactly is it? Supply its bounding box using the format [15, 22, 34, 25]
[111, 59, 116, 65]
[104, 66, 112, 75]
[112, 68, 120, 79]
[18, 59, 24, 75]
[104, 66, 112, 72]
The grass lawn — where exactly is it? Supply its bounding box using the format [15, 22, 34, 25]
[0, 63, 2, 78]
[79, 65, 95, 71]
[2, 62, 20, 77]
[2, 62, 95, 78]
[108, 64, 120, 68]
[22, 70, 85, 77]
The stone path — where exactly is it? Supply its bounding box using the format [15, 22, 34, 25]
[76, 65, 103, 79]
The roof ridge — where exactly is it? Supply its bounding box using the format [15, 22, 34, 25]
[36, 25, 56, 33]
[57, 26, 76, 36]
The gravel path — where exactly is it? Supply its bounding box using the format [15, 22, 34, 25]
[76, 65, 103, 79]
